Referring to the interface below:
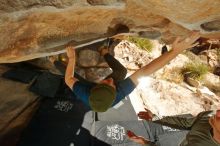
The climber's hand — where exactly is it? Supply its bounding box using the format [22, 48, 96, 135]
[98, 46, 109, 56]
[172, 31, 200, 52]
[127, 130, 150, 145]
[66, 46, 75, 59]
[137, 108, 154, 121]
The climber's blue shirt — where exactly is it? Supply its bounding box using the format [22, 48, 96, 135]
[72, 77, 136, 108]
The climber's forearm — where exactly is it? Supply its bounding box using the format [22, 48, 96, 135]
[141, 49, 179, 74]
[65, 58, 77, 89]
[129, 31, 200, 86]
[130, 48, 181, 85]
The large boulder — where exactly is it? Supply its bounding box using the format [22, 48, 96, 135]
[0, 65, 39, 137]
[78, 49, 100, 67]
[0, 0, 220, 63]
[130, 77, 220, 117]
[202, 72, 220, 93]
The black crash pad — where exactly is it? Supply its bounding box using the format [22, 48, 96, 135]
[2, 68, 39, 83]
[29, 72, 62, 98]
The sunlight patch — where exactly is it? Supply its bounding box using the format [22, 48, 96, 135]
[137, 76, 154, 89]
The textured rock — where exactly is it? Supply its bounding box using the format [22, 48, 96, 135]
[114, 40, 153, 70]
[201, 20, 220, 32]
[199, 49, 220, 67]
[0, 65, 39, 136]
[0, 0, 220, 63]
[202, 73, 220, 92]
[214, 67, 220, 76]
[130, 77, 220, 117]
[185, 77, 201, 88]
[78, 49, 100, 67]
[85, 67, 112, 82]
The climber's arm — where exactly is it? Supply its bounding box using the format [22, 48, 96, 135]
[153, 111, 212, 129]
[154, 116, 196, 129]
[65, 47, 78, 89]
[129, 31, 200, 85]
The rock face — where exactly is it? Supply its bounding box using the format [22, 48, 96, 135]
[0, 65, 39, 137]
[78, 49, 100, 67]
[202, 73, 220, 93]
[131, 77, 220, 117]
[0, 0, 220, 63]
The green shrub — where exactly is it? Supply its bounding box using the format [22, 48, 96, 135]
[181, 62, 209, 80]
[128, 36, 153, 52]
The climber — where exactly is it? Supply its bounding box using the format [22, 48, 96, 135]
[127, 108, 220, 146]
[65, 31, 200, 112]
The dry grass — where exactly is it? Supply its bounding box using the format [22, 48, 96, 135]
[127, 36, 153, 52]
[181, 62, 209, 80]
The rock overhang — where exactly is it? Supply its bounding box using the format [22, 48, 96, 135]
[0, 0, 220, 63]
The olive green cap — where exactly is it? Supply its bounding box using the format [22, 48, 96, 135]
[89, 84, 116, 112]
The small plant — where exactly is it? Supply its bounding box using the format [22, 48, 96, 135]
[127, 36, 153, 52]
[181, 62, 209, 80]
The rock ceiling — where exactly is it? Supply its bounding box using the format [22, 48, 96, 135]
[0, 0, 220, 63]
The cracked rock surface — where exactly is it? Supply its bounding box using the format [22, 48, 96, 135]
[0, 0, 220, 63]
